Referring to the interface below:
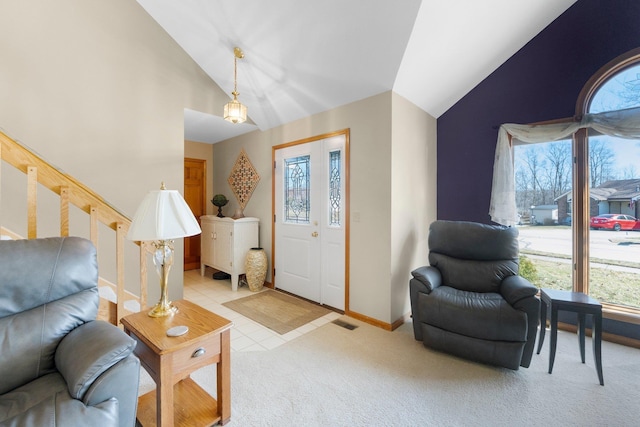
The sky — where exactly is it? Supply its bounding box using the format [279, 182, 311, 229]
[591, 63, 640, 177]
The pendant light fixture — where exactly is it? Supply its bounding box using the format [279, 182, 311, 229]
[223, 47, 247, 124]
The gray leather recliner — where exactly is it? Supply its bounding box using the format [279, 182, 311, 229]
[410, 220, 540, 370]
[0, 237, 140, 427]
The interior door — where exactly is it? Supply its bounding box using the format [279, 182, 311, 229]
[184, 158, 206, 271]
[274, 134, 346, 309]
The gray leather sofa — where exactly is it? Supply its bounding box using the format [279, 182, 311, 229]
[0, 237, 140, 426]
[410, 221, 540, 370]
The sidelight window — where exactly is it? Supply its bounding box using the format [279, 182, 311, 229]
[329, 150, 341, 226]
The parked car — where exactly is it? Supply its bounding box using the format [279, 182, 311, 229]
[590, 214, 639, 231]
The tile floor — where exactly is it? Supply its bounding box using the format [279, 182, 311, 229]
[183, 268, 343, 352]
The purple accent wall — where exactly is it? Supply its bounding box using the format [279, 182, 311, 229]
[437, 0, 640, 224]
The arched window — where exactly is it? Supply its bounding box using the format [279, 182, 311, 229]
[575, 49, 640, 316]
[492, 48, 640, 325]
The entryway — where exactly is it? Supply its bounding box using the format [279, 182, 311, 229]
[273, 130, 349, 311]
[182, 269, 342, 351]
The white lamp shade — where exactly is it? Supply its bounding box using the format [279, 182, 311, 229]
[127, 189, 201, 241]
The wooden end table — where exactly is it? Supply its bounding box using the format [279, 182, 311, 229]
[121, 299, 233, 426]
[536, 288, 603, 385]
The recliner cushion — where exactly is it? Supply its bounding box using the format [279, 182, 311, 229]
[418, 286, 528, 342]
[428, 220, 519, 261]
[427, 221, 520, 293]
[0, 290, 98, 396]
[0, 237, 99, 317]
[56, 320, 136, 400]
[429, 253, 517, 293]
[0, 237, 99, 396]
[0, 372, 118, 427]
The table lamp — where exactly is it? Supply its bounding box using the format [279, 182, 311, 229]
[127, 183, 201, 317]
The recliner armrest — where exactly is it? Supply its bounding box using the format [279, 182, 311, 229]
[411, 266, 442, 293]
[410, 266, 442, 342]
[500, 275, 538, 306]
[500, 274, 540, 368]
[55, 320, 136, 400]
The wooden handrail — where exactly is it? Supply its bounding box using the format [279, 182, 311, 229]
[0, 130, 146, 324]
[1, 132, 130, 229]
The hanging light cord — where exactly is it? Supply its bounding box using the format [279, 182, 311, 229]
[232, 47, 244, 100]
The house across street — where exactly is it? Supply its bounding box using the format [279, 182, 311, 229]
[555, 179, 640, 225]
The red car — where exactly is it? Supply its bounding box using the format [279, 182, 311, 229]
[590, 214, 639, 231]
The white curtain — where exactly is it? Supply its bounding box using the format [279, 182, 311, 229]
[489, 107, 640, 226]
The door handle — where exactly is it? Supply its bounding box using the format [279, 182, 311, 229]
[312, 231, 319, 237]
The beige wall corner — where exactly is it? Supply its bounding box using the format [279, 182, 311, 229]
[390, 92, 437, 323]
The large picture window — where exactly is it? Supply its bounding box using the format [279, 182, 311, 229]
[492, 48, 640, 322]
[581, 54, 640, 315]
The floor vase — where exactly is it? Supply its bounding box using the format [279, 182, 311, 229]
[245, 247, 267, 292]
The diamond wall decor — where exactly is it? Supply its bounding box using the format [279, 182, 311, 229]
[228, 148, 260, 210]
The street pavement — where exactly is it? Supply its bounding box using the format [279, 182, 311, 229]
[517, 225, 640, 265]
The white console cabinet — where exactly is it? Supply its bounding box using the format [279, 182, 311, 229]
[200, 215, 259, 291]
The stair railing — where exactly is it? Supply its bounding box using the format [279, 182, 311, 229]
[0, 130, 147, 325]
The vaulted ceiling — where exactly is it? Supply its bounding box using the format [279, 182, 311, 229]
[136, 0, 577, 143]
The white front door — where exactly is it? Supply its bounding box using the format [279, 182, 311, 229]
[274, 134, 346, 310]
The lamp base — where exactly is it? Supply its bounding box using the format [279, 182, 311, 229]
[147, 302, 178, 317]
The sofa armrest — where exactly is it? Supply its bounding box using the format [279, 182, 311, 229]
[56, 320, 136, 400]
[410, 266, 442, 293]
[500, 275, 538, 306]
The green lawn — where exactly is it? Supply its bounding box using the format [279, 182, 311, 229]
[522, 256, 640, 309]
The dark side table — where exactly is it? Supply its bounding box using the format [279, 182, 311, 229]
[536, 288, 604, 385]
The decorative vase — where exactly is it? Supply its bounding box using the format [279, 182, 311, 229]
[245, 247, 267, 292]
[211, 194, 228, 218]
[232, 207, 245, 219]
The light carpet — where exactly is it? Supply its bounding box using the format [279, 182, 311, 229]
[222, 289, 331, 335]
[139, 317, 640, 426]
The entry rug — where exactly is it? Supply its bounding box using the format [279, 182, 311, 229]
[223, 289, 331, 335]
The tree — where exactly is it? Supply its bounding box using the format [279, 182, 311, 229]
[544, 141, 571, 199]
[589, 138, 616, 187]
[515, 165, 532, 214]
[524, 146, 548, 205]
[515, 145, 551, 214]
[621, 164, 639, 179]
[618, 76, 640, 107]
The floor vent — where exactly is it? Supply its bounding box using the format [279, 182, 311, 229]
[332, 319, 358, 330]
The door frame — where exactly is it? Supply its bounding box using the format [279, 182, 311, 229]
[184, 157, 206, 271]
[271, 129, 350, 312]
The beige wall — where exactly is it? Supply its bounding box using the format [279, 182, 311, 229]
[213, 91, 437, 325]
[390, 92, 437, 322]
[0, 0, 229, 302]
